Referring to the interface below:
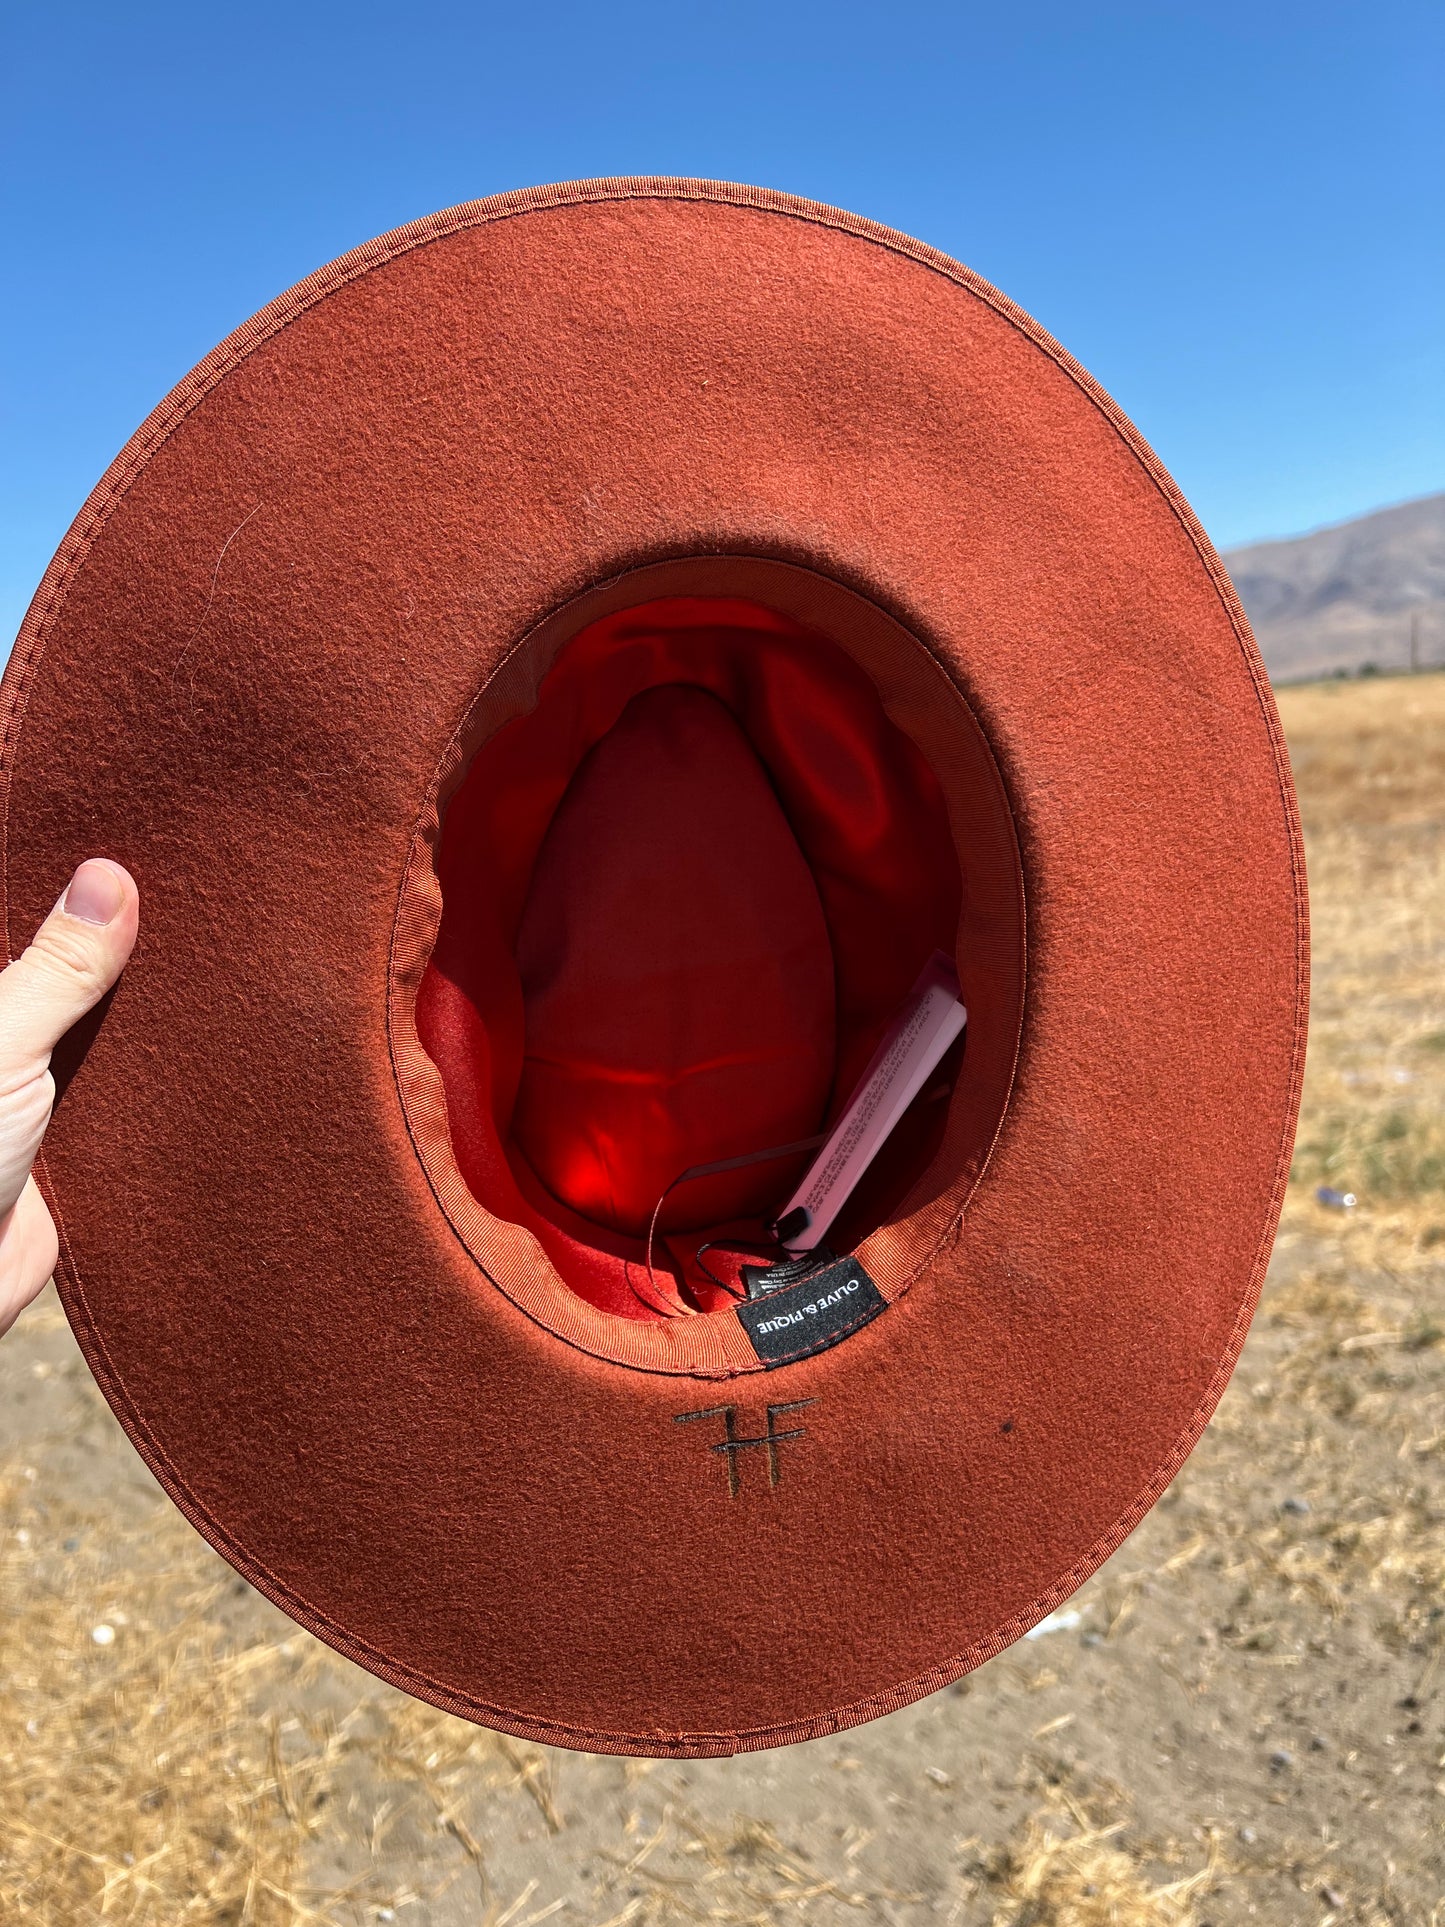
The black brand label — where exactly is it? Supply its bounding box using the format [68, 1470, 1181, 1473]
[735, 1256, 886, 1366]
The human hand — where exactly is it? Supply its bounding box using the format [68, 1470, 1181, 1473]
[0, 860, 139, 1337]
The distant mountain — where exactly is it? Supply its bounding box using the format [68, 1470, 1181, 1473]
[1222, 494, 1445, 683]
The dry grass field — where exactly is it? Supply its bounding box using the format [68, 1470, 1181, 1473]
[2, 672, 1442, 1926]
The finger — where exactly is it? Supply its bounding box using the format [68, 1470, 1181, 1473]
[0, 860, 140, 1089]
[0, 1175, 60, 1339]
[0, 1051, 61, 1218]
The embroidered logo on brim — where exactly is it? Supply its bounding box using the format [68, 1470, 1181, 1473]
[735, 1257, 886, 1366]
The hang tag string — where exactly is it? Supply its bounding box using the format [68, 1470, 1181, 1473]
[637, 1132, 827, 1316]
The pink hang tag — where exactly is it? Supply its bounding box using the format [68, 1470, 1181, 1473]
[777, 953, 966, 1253]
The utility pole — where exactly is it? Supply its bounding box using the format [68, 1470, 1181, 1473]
[1410, 608, 1420, 675]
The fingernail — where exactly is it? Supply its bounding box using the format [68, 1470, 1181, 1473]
[63, 860, 126, 927]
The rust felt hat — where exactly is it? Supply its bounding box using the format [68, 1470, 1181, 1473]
[4, 179, 1308, 1756]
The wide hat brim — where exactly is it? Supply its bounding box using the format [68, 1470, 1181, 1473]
[4, 179, 1307, 1755]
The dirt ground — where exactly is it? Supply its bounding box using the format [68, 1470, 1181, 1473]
[2, 671, 1443, 1926]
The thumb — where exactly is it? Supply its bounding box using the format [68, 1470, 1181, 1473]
[0, 860, 140, 1092]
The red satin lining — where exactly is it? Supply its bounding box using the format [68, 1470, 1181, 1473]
[417, 597, 962, 1320]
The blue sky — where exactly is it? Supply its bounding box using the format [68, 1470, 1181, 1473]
[3, 1, 1441, 643]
